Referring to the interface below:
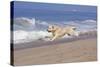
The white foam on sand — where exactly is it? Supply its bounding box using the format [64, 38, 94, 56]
[13, 30, 52, 44]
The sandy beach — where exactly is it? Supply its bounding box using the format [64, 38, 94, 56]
[13, 36, 97, 66]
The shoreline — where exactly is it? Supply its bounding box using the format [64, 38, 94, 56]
[14, 30, 97, 50]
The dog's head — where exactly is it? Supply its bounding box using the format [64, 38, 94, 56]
[47, 25, 59, 32]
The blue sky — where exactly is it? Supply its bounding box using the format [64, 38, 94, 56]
[13, 1, 97, 13]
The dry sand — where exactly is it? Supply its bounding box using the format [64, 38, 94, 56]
[13, 38, 97, 66]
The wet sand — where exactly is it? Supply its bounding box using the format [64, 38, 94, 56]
[13, 37, 97, 66]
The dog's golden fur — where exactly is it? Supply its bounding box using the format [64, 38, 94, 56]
[47, 25, 78, 41]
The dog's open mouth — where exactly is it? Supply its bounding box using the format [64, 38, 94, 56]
[47, 30, 52, 32]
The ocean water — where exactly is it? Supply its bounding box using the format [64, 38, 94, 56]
[11, 1, 97, 44]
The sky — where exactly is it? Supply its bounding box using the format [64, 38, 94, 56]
[13, 1, 97, 13]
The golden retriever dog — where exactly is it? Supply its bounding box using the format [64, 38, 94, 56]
[47, 25, 78, 41]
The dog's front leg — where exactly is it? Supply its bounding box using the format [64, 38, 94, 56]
[46, 35, 53, 38]
[51, 35, 58, 41]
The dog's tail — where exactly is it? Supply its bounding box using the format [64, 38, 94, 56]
[72, 27, 76, 30]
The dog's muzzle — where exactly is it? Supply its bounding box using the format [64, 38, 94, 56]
[47, 29, 51, 32]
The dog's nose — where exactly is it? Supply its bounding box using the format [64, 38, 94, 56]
[47, 29, 49, 32]
[47, 29, 51, 32]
